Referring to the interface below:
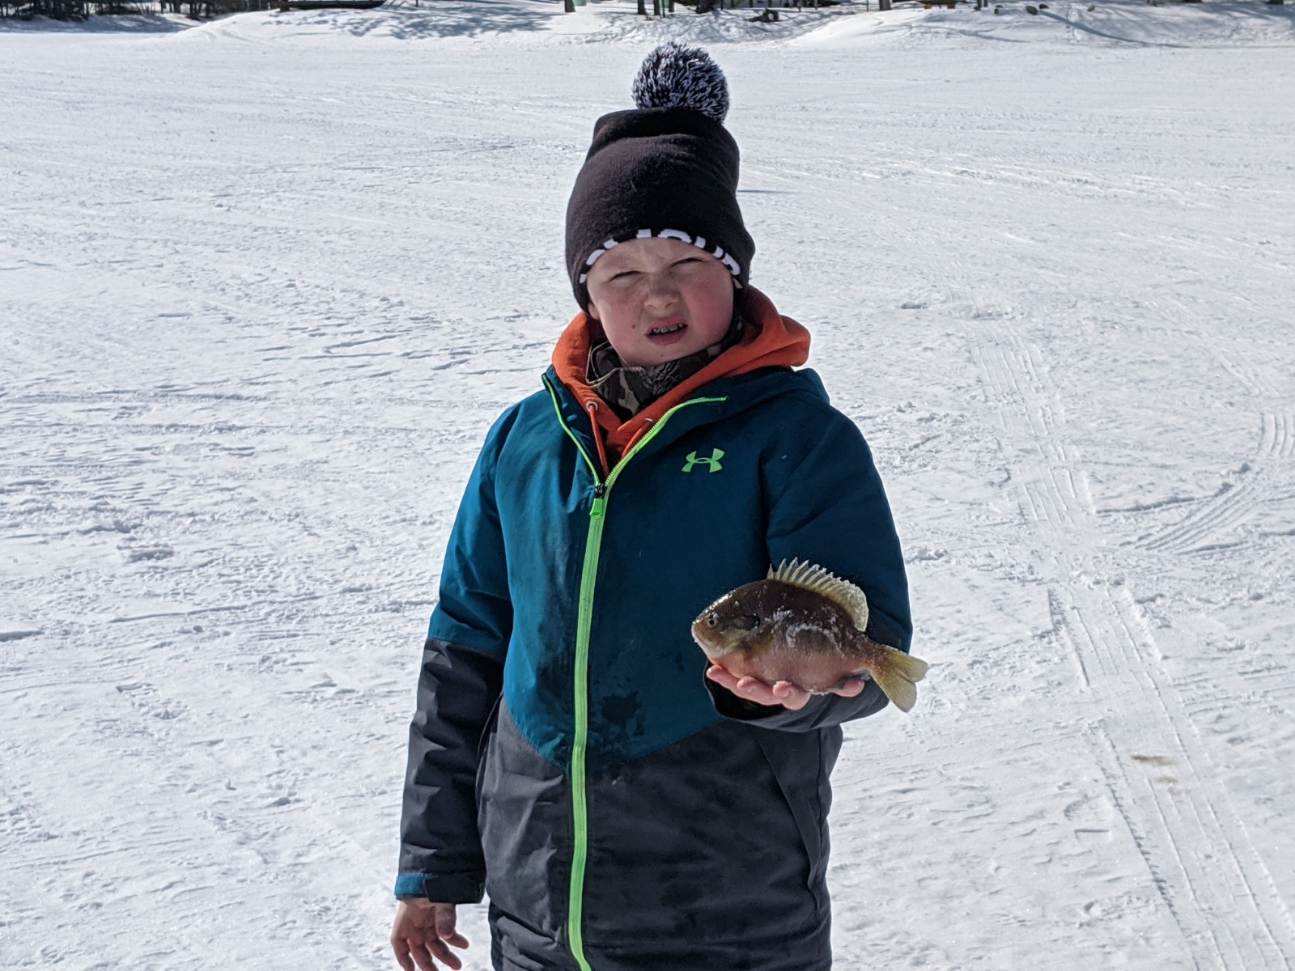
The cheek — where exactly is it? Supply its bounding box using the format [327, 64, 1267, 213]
[683, 276, 734, 337]
[594, 295, 638, 339]
[588, 289, 626, 325]
[605, 291, 638, 315]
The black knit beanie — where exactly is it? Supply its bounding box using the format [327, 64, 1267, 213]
[564, 43, 755, 314]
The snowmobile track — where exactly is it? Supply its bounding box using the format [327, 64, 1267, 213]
[976, 331, 1295, 969]
[1140, 411, 1293, 555]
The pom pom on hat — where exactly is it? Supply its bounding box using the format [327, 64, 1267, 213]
[631, 42, 730, 124]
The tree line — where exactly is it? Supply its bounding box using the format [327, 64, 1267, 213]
[1, 0, 275, 18]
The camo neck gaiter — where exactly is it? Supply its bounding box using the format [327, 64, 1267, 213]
[586, 304, 747, 422]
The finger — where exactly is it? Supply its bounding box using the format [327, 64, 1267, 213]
[734, 675, 779, 705]
[391, 936, 415, 971]
[772, 681, 811, 710]
[737, 675, 778, 704]
[406, 940, 438, 971]
[706, 665, 738, 689]
[434, 907, 470, 950]
[833, 677, 867, 697]
[426, 937, 462, 971]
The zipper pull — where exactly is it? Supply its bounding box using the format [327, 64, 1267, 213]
[593, 482, 606, 499]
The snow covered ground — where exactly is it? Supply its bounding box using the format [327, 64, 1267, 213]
[2, 1, 1293, 968]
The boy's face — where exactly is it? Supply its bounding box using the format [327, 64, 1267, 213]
[585, 236, 736, 368]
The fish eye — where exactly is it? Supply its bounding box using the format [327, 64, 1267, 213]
[707, 613, 719, 628]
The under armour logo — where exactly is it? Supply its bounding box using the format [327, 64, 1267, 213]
[681, 447, 725, 474]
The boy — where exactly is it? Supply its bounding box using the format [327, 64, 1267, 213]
[391, 43, 912, 971]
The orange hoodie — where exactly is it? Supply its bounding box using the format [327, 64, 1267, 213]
[551, 284, 811, 477]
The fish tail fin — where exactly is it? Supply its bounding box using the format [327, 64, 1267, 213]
[872, 667, 918, 713]
[865, 644, 929, 714]
[888, 648, 929, 683]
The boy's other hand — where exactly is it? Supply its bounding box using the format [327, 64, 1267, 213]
[705, 663, 867, 710]
[391, 899, 469, 971]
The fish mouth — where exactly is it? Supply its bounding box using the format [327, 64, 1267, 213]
[689, 620, 723, 657]
[689, 619, 710, 650]
[690, 619, 741, 663]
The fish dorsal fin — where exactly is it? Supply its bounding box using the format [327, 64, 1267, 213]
[766, 557, 870, 632]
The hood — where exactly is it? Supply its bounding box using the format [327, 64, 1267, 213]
[550, 284, 811, 468]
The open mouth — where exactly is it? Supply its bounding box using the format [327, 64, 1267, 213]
[647, 319, 688, 340]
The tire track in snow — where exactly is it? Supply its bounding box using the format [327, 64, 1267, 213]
[976, 332, 1295, 969]
[1140, 411, 1294, 556]
[1211, 346, 1279, 400]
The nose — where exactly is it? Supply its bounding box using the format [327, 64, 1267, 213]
[644, 270, 680, 308]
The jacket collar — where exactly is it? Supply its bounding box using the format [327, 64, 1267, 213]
[548, 285, 812, 468]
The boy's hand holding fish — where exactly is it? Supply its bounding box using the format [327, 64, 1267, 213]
[703, 663, 870, 710]
[692, 558, 929, 713]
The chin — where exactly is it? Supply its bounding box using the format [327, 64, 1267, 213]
[641, 336, 712, 364]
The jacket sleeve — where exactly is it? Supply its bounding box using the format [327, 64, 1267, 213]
[394, 406, 516, 902]
[704, 406, 913, 732]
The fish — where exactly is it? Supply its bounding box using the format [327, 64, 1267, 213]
[690, 557, 929, 712]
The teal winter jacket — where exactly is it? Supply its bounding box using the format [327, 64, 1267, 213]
[397, 346, 912, 971]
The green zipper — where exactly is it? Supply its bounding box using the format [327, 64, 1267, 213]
[542, 376, 727, 970]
